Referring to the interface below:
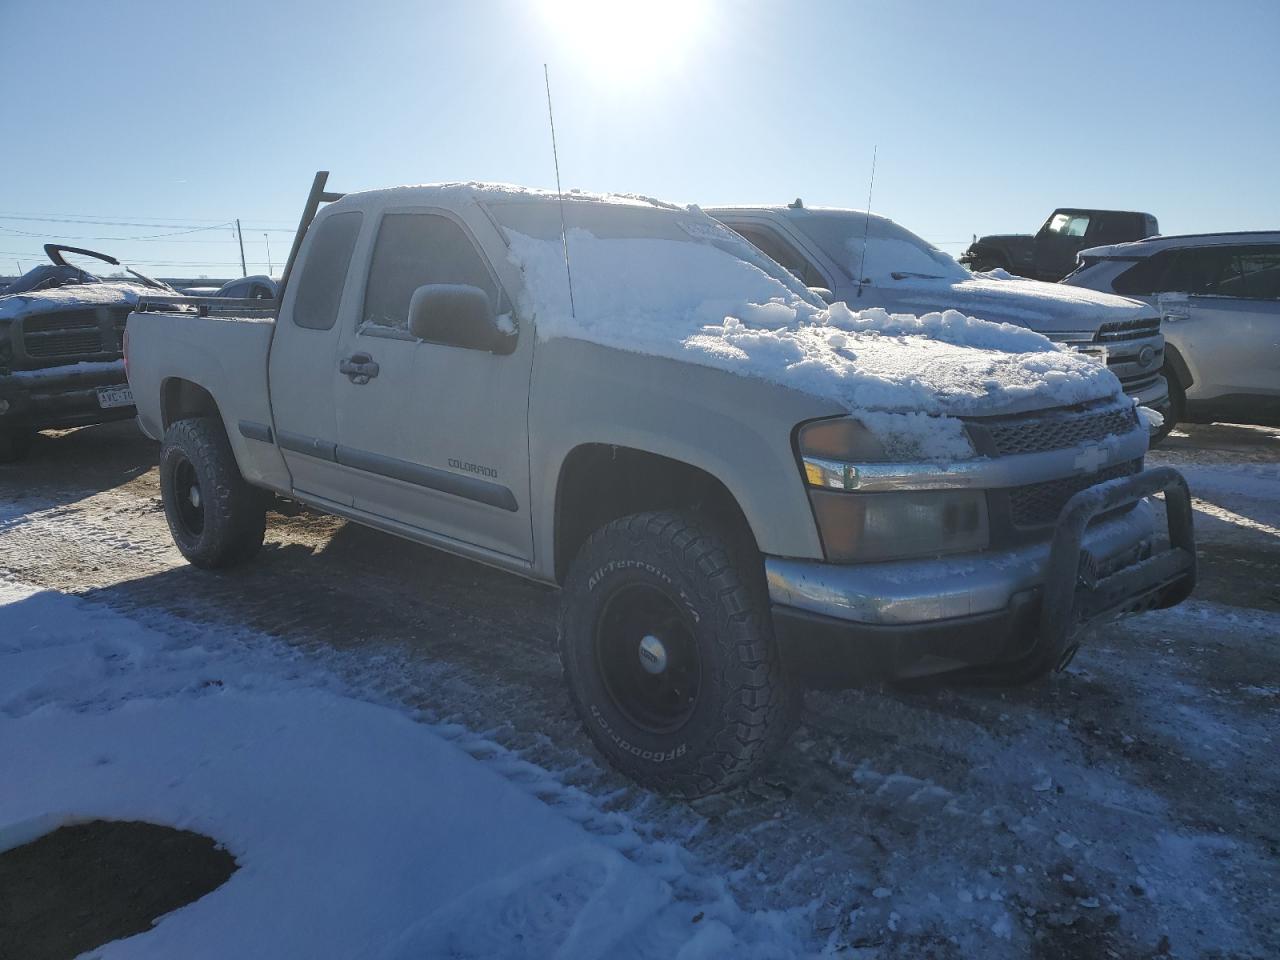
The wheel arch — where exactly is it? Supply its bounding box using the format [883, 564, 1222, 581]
[552, 443, 761, 585]
[160, 377, 222, 431]
[1162, 343, 1194, 391]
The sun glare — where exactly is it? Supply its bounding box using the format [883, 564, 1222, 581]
[537, 0, 711, 82]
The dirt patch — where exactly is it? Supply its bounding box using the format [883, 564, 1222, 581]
[0, 820, 237, 960]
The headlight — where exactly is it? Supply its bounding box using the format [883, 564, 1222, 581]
[807, 488, 989, 562]
[798, 417, 990, 562]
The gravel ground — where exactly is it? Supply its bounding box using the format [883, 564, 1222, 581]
[1, 421, 1276, 959]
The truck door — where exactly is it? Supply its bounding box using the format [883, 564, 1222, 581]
[268, 209, 365, 507]
[332, 208, 534, 561]
[1033, 211, 1092, 280]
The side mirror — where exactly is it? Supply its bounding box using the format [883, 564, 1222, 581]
[407, 284, 514, 354]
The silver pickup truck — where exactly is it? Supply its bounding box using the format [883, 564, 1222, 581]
[708, 204, 1172, 435]
[125, 174, 1196, 797]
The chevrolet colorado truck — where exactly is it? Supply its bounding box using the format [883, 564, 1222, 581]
[126, 174, 1196, 797]
[0, 244, 173, 461]
[962, 208, 1159, 282]
[709, 204, 1171, 433]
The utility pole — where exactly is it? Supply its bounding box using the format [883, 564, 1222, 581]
[235, 218, 247, 277]
[264, 233, 273, 275]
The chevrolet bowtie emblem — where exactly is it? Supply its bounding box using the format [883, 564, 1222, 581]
[1073, 444, 1108, 474]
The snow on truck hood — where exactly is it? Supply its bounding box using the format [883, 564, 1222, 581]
[506, 226, 1125, 461]
[0, 281, 156, 320]
[886, 275, 1154, 334]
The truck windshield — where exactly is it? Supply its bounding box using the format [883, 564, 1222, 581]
[489, 199, 825, 309]
[791, 212, 970, 284]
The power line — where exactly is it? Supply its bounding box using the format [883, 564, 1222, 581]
[0, 249, 278, 268]
[0, 213, 295, 227]
[0, 221, 238, 242]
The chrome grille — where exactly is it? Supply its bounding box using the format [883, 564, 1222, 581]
[1095, 317, 1161, 343]
[967, 403, 1140, 457]
[1009, 459, 1141, 528]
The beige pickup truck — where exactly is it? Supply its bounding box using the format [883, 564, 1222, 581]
[125, 174, 1196, 797]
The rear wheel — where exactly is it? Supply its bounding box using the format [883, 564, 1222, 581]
[160, 417, 266, 569]
[559, 511, 798, 798]
[0, 427, 34, 464]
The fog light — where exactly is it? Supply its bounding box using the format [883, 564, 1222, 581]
[0, 399, 9, 415]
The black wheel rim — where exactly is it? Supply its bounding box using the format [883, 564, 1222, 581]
[594, 583, 703, 734]
[173, 457, 205, 538]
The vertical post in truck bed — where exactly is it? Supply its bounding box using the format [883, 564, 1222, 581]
[276, 171, 346, 304]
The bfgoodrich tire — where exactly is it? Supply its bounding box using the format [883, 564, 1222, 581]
[559, 511, 798, 798]
[160, 417, 266, 569]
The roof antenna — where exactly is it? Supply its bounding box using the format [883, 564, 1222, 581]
[855, 145, 877, 298]
[543, 64, 577, 319]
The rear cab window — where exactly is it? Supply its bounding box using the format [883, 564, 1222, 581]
[292, 211, 363, 330]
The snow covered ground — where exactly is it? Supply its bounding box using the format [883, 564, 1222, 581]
[0, 581, 801, 959]
[1, 420, 1277, 959]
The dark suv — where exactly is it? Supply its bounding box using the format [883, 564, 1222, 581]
[962, 208, 1158, 282]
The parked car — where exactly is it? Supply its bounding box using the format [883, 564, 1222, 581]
[1063, 232, 1280, 429]
[961, 208, 1159, 281]
[708, 204, 1170, 431]
[126, 173, 1195, 797]
[0, 244, 175, 461]
[182, 275, 278, 300]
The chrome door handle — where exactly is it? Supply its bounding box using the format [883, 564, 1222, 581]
[339, 353, 379, 384]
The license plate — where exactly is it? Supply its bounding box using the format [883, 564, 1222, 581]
[96, 385, 134, 409]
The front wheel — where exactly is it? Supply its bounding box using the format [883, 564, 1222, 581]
[559, 511, 798, 798]
[160, 417, 266, 569]
[1153, 369, 1185, 444]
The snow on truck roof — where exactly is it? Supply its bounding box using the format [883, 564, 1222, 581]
[332, 181, 682, 211]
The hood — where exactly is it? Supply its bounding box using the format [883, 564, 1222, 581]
[973, 233, 1032, 246]
[506, 227, 1125, 461]
[0, 281, 157, 321]
[878, 276, 1154, 335]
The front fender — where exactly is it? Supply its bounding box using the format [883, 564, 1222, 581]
[529, 340, 843, 577]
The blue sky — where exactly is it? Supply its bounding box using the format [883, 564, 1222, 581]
[3, 0, 1276, 277]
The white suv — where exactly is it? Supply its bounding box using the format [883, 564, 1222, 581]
[1064, 232, 1280, 429]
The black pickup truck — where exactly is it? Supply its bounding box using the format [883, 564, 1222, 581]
[962, 208, 1159, 282]
[0, 245, 174, 461]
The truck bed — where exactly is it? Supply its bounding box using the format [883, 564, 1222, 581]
[126, 297, 290, 492]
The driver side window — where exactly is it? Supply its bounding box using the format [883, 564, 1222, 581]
[362, 213, 501, 335]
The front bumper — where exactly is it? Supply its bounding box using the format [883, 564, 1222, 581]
[0, 361, 134, 431]
[1128, 373, 1170, 409]
[768, 467, 1195, 681]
